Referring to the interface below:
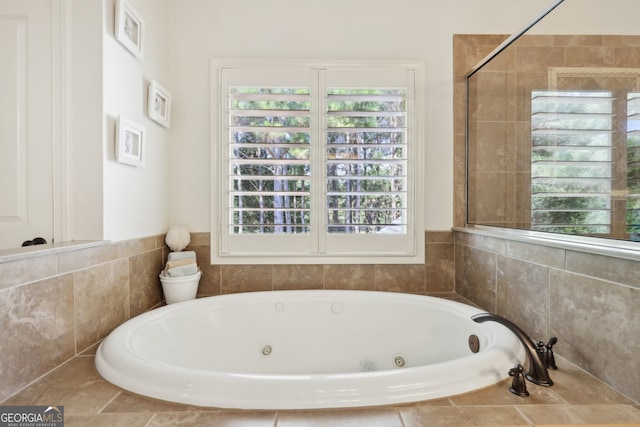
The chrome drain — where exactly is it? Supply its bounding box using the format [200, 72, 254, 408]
[260, 343, 273, 357]
[393, 354, 408, 368]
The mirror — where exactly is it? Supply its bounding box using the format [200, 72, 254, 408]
[467, 0, 640, 242]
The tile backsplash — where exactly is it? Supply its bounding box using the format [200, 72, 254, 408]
[454, 227, 640, 403]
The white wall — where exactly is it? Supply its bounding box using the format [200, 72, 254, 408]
[66, 0, 171, 243]
[67, 0, 104, 241]
[101, 0, 171, 241]
[68, 0, 640, 244]
[166, 0, 553, 232]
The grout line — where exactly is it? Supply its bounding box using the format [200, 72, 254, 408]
[144, 413, 158, 427]
[96, 390, 123, 415]
[512, 405, 535, 426]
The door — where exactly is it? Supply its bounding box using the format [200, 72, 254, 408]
[0, 0, 55, 250]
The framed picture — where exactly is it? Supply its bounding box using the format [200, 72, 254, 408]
[148, 80, 172, 128]
[116, 116, 146, 167]
[115, 0, 145, 59]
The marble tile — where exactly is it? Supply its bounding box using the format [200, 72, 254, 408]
[565, 46, 616, 67]
[221, 265, 272, 294]
[323, 264, 374, 290]
[75, 259, 130, 351]
[468, 71, 516, 122]
[514, 172, 531, 224]
[455, 245, 496, 312]
[115, 236, 158, 259]
[147, 411, 276, 426]
[425, 243, 454, 293]
[514, 46, 565, 73]
[0, 254, 58, 290]
[549, 269, 640, 403]
[277, 407, 403, 427]
[613, 47, 640, 67]
[399, 405, 530, 427]
[129, 248, 163, 317]
[604, 35, 640, 47]
[57, 244, 118, 274]
[65, 413, 154, 427]
[518, 404, 640, 425]
[544, 357, 639, 406]
[373, 264, 425, 294]
[188, 231, 210, 246]
[555, 35, 605, 47]
[565, 250, 640, 289]
[273, 264, 324, 290]
[460, 230, 507, 255]
[186, 245, 221, 297]
[103, 390, 208, 413]
[505, 240, 565, 269]
[0, 274, 75, 401]
[2, 356, 121, 415]
[425, 231, 453, 244]
[468, 172, 516, 223]
[468, 121, 516, 172]
[449, 378, 564, 406]
[496, 256, 550, 341]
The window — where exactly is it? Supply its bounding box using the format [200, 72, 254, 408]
[627, 93, 640, 240]
[531, 89, 640, 240]
[531, 91, 613, 235]
[211, 60, 424, 264]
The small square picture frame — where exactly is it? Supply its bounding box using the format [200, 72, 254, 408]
[116, 116, 146, 167]
[148, 80, 172, 128]
[115, 0, 145, 59]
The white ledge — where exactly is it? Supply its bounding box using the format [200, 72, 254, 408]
[453, 226, 640, 262]
[0, 240, 110, 264]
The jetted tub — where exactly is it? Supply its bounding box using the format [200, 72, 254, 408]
[95, 290, 523, 409]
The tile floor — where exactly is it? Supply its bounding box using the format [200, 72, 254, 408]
[3, 348, 639, 426]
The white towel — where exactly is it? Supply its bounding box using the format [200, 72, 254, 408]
[165, 264, 199, 277]
[167, 251, 197, 261]
[165, 258, 196, 270]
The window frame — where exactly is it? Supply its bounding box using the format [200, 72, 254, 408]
[210, 59, 425, 264]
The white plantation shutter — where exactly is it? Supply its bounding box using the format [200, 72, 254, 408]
[212, 60, 424, 263]
[325, 88, 407, 234]
[228, 87, 312, 234]
[531, 91, 613, 234]
[322, 68, 417, 255]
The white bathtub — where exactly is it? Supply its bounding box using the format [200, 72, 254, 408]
[95, 290, 523, 409]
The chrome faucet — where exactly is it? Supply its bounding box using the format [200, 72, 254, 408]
[472, 312, 556, 387]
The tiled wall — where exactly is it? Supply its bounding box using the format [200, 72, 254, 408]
[0, 237, 165, 402]
[191, 231, 455, 296]
[0, 231, 454, 401]
[454, 228, 640, 403]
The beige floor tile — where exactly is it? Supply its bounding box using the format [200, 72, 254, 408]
[399, 405, 532, 427]
[65, 413, 154, 427]
[448, 379, 565, 406]
[542, 359, 638, 405]
[517, 404, 640, 425]
[102, 390, 206, 413]
[2, 356, 121, 415]
[276, 407, 403, 427]
[148, 411, 277, 426]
